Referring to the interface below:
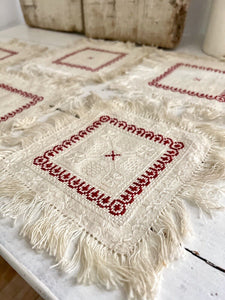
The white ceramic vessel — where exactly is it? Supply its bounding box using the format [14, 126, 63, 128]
[203, 0, 225, 60]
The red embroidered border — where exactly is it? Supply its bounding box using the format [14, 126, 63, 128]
[148, 63, 225, 103]
[0, 47, 18, 61]
[0, 84, 44, 123]
[52, 47, 127, 72]
[33, 116, 184, 216]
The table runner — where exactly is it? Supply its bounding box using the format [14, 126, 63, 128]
[109, 50, 225, 124]
[0, 39, 46, 69]
[22, 38, 149, 83]
[0, 96, 224, 299]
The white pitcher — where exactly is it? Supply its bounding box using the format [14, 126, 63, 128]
[203, 0, 225, 60]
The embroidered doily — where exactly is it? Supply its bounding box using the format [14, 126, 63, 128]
[22, 39, 149, 83]
[0, 98, 224, 299]
[0, 71, 81, 136]
[0, 39, 46, 69]
[109, 49, 225, 123]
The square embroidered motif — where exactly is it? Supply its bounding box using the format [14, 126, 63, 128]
[0, 39, 46, 68]
[0, 98, 224, 299]
[0, 71, 81, 136]
[53, 47, 127, 72]
[148, 63, 225, 103]
[22, 39, 148, 83]
[109, 49, 225, 123]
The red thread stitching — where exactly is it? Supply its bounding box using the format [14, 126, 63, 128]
[52, 47, 127, 72]
[0, 47, 18, 61]
[0, 83, 44, 123]
[33, 115, 184, 216]
[148, 63, 225, 103]
[105, 150, 121, 161]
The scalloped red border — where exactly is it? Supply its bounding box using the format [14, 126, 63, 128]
[148, 63, 225, 103]
[0, 83, 44, 123]
[33, 115, 184, 216]
[52, 47, 127, 72]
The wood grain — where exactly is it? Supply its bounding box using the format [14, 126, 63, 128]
[83, 0, 191, 48]
[0, 256, 42, 300]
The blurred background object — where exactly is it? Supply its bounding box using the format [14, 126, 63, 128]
[20, 0, 191, 49]
[203, 0, 225, 60]
[1, 0, 214, 52]
[83, 0, 191, 48]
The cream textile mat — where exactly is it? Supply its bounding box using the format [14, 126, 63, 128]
[109, 49, 225, 124]
[0, 39, 46, 69]
[22, 38, 151, 84]
[0, 70, 81, 141]
[0, 96, 224, 300]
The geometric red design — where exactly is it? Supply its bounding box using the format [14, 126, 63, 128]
[0, 47, 18, 61]
[52, 47, 127, 72]
[148, 63, 225, 103]
[33, 115, 184, 216]
[105, 150, 121, 161]
[0, 83, 44, 123]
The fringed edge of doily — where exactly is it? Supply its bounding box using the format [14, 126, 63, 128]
[21, 38, 152, 84]
[0, 69, 82, 141]
[108, 48, 225, 124]
[0, 111, 77, 159]
[0, 96, 224, 300]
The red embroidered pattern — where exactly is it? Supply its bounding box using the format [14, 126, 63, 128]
[52, 47, 127, 72]
[105, 150, 121, 161]
[0, 47, 18, 61]
[0, 84, 44, 123]
[148, 63, 225, 103]
[33, 116, 184, 216]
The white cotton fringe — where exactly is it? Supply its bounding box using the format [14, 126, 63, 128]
[0, 96, 225, 300]
[108, 48, 225, 125]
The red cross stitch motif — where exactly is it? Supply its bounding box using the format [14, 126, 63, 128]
[148, 63, 225, 103]
[52, 47, 127, 72]
[33, 115, 184, 216]
[0, 47, 18, 61]
[0, 83, 44, 123]
[105, 150, 121, 161]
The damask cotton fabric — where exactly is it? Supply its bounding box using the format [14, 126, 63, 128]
[0, 39, 46, 69]
[0, 97, 224, 300]
[109, 50, 225, 124]
[22, 38, 149, 83]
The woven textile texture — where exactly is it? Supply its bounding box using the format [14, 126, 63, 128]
[109, 49, 225, 124]
[0, 97, 224, 300]
[0, 39, 46, 69]
[0, 71, 81, 144]
[22, 38, 150, 84]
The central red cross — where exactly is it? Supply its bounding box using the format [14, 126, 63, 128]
[105, 150, 121, 161]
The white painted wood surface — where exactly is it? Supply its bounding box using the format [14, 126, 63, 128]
[0, 25, 225, 300]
